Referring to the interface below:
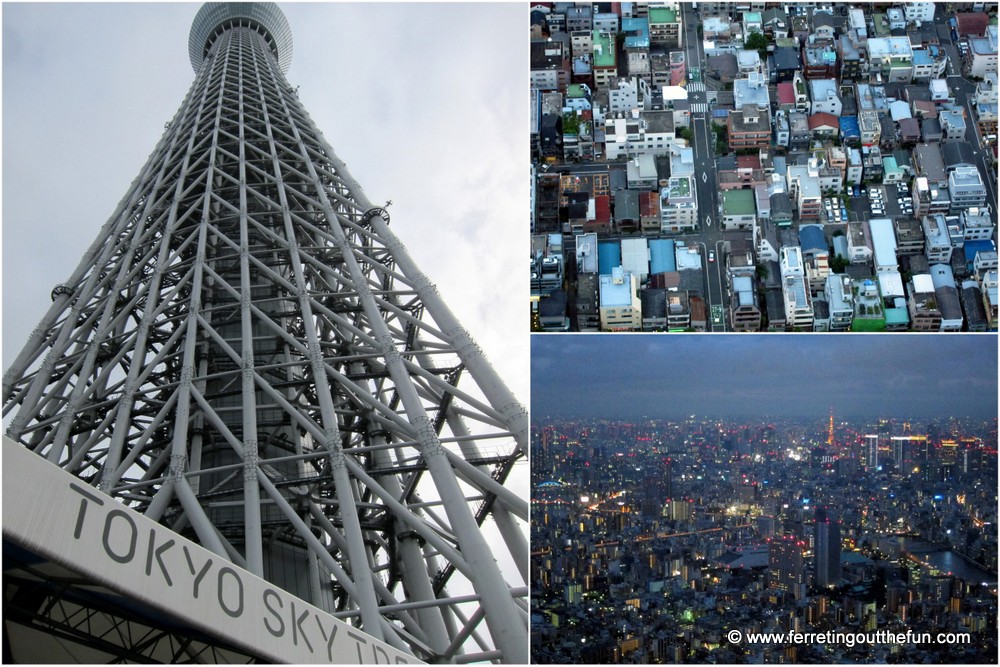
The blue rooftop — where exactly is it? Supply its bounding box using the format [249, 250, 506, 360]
[964, 239, 997, 264]
[622, 18, 650, 49]
[649, 239, 677, 275]
[833, 236, 849, 259]
[598, 240, 622, 275]
[840, 115, 860, 138]
[799, 225, 827, 254]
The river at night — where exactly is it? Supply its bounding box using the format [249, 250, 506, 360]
[905, 541, 997, 585]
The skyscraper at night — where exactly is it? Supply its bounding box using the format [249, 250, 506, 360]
[2, 3, 527, 662]
[815, 506, 842, 589]
[769, 535, 806, 601]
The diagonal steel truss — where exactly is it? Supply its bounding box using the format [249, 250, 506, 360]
[2, 4, 528, 663]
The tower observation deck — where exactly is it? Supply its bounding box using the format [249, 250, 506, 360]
[2, 3, 527, 663]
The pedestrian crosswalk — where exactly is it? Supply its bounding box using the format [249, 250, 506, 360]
[691, 103, 708, 114]
[687, 82, 706, 92]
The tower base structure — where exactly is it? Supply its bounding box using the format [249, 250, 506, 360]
[2, 438, 419, 664]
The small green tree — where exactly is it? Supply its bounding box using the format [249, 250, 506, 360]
[562, 113, 580, 135]
[830, 254, 849, 274]
[744, 32, 770, 58]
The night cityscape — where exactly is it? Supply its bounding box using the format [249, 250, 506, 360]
[530, 335, 997, 663]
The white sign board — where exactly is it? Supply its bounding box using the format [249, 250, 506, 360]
[2, 438, 421, 664]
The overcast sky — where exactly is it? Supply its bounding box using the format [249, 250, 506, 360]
[532, 335, 998, 420]
[2, 2, 528, 406]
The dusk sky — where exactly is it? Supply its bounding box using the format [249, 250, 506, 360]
[532, 335, 998, 420]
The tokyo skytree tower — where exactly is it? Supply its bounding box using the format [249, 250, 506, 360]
[2, 3, 527, 663]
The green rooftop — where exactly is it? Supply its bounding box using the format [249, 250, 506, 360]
[593, 30, 616, 68]
[648, 7, 678, 24]
[567, 84, 585, 99]
[668, 176, 691, 198]
[884, 308, 909, 327]
[883, 156, 903, 177]
[851, 317, 886, 332]
[722, 189, 756, 216]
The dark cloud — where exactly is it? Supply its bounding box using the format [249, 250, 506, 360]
[532, 335, 998, 420]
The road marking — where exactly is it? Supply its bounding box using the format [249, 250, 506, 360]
[705, 215, 712, 227]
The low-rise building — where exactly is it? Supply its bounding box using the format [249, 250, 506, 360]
[948, 166, 988, 211]
[599, 268, 641, 331]
[734, 73, 770, 110]
[859, 110, 881, 147]
[592, 30, 618, 90]
[575, 272, 600, 331]
[609, 77, 650, 114]
[728, 105, 772, 150]
[639, 191, 660, 236]
[538, 289, 570, 331]
[730, 274, 762, 331]
[786, 164, 822, 220]
[961, 207, 995, 242]
[780, 246, 813, 331]
[810, 79, 842, 116]
[825, 273, 855, 331]
[960, 279, 988, 331]
[621, 236, 649, 282]
[922, 214, 954, 264]
[575, 233, 599, 275]
[669, 50, 687, 86]
[721, 188, 757, 231]
[666, 291, 692, 330]
[913, 176, 951, 217]
[660, 176, 698, 234]
[907, 273, 942, 331]
[939, 109, 967, 141]
[640, 287, 667, 331]
[604, 111, 676, 159]
[718, 155, 767, 191]
[648, 5, 682, 49]
[967, 26, 998, 79]
[870, 218, 899, 273]
[531, 40, 570, 92]
[867, 37, 914, 83]
[982, 270, 999, 330]
[878, 271, 911, 331]
[626, 154, 659, 189]
[930, 264, 964, 331]
[894, 219, 925, 256]
[847, 221, 874, 264]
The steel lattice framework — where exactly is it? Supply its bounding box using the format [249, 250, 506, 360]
[2, 3, 528, 663]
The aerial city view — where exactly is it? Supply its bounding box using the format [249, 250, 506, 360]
[530, 1, 998, 331]
[530, 335, 998, 663]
